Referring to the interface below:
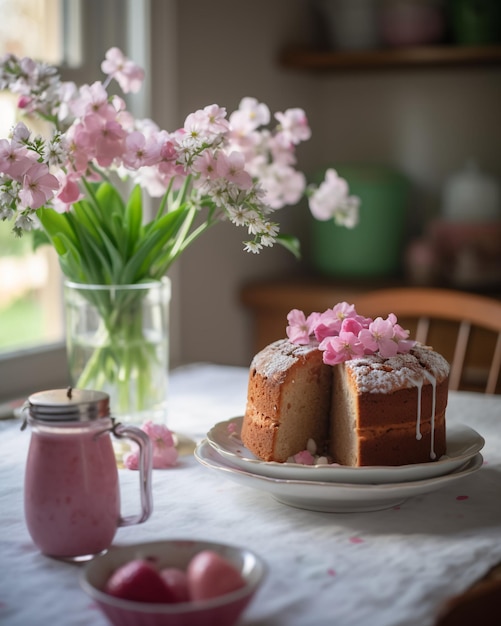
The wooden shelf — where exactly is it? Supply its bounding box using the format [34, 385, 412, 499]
[280, 44, 501, 72]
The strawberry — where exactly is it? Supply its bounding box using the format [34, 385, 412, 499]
[187, 550, 246, 601]
[104, 558, 175, 603]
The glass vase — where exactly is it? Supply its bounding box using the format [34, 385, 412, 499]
[64, 279, 170, 454]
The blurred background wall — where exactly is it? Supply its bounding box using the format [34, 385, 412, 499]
[146, 0, 500, 367]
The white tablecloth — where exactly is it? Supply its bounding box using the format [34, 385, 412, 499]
[1, 363, 501, 626]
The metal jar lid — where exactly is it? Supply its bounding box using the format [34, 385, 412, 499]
[27, 388, 110, 422]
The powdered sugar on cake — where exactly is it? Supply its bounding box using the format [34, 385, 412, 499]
[347, 345, 450, 394]
[251, 340, 319, 382]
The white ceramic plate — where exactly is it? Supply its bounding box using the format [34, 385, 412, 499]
[206, 418, 485, 484]
[195, 440, 484, 513]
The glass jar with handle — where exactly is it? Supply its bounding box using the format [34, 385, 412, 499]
[23, 388, 153, 561]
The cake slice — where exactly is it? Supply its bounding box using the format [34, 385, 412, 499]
[241, 339, 332, 463]
[330, 344, 449, 466]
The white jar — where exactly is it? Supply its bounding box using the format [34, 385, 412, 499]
[441, 161, 501, 222]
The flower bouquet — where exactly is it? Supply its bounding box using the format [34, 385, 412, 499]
[0, 47, 359, 446]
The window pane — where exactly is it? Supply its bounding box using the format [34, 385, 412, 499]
[0, 223, 63, 351]
[0, 0, 64, 64]
[0, 0, 70, 354]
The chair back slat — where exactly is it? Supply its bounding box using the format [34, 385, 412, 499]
[415, 317, 430, 345]
[449, 321, 471, 391]
[487, 333, 501, 395]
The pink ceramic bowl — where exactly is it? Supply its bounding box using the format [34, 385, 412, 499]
[80, 539, 266, 626]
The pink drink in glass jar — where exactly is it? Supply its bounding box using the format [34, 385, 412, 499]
[23, 388, 152, 561]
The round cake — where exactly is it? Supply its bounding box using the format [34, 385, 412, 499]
[241, 338, 450, 466]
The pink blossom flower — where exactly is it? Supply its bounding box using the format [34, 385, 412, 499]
[260, 163, 306, 209]
[313, 302, 357, 342]
[268, 133, 297, 166]
[0, 139, 33, 179]
[53, 172, 83, 212]
[11, 122, 31, 146]
[122, 131, 162, 169]
[124, 420, 178, 470]
[202, 104, 229, 135]
[288, 302, 416, 364]
[308, 168, 359, 228]
[359, 316, 399, 358]
[192, 150, 219, 180]
[101, 47, 144, 94]
[229, 97, 270, 133]
[340, 316, 364, 336]
[65, 127, 95, 175]
[275, 108, 311, 144]
[216, 151, 252, 189]
[286, 308, 318, 344]
[70, 81, 109, 118]
[320, 331, 365, 365]
[293, 449, 315, 465]
[82, 114, 126, 167]
[17, 95, 32, 109]
[390, 315, 415, 353]
[19, 162, 59, 209]
[183, 110, 209, 145]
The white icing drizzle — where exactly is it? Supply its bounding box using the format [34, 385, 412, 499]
[414, 377, 423, 441]
[422, 369, 437, 459]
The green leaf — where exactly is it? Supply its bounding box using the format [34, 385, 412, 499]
[36, 207, 78, 249]
[53, 232, 85, 279]
[120, 206, 188, 283]
[275, 234, 301, 259]
[31, 228, 51, 251]
[110, 212, 128, 258]
[124, 185, 143, 257]
[71, 199, 102, 240]
[88, 227, 124, 283]
[69, 218, 113, 283]
[83, 180, 123, 241]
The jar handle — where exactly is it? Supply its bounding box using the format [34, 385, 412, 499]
[113, 423, 153, 526]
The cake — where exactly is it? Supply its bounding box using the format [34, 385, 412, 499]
[241, 304, 450, 467]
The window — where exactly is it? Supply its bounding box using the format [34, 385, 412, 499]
[0, 1, 69, 372]
[0, 0, 143, 403]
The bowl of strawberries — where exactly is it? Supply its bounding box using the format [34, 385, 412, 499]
[80, 539, 266, 626]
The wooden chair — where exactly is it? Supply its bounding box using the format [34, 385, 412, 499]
[354, 287, 501, 394]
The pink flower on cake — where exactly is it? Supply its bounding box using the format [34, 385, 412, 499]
[313, 302, 358, 342]
[320, 331, 365, 365]
[286, 309, 319, 344]
[124, 420, 178, 470]
[359, 316, 400, 358]
[288, 303, 415, 365]
[293, 450, 316, 465]
[390, 314, 416, 353]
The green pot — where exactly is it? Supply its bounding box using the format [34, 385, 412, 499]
[449, 0, 501, 46]
[310, 165, 410, 278]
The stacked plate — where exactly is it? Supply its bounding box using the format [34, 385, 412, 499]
[194, 417, 485, 513]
